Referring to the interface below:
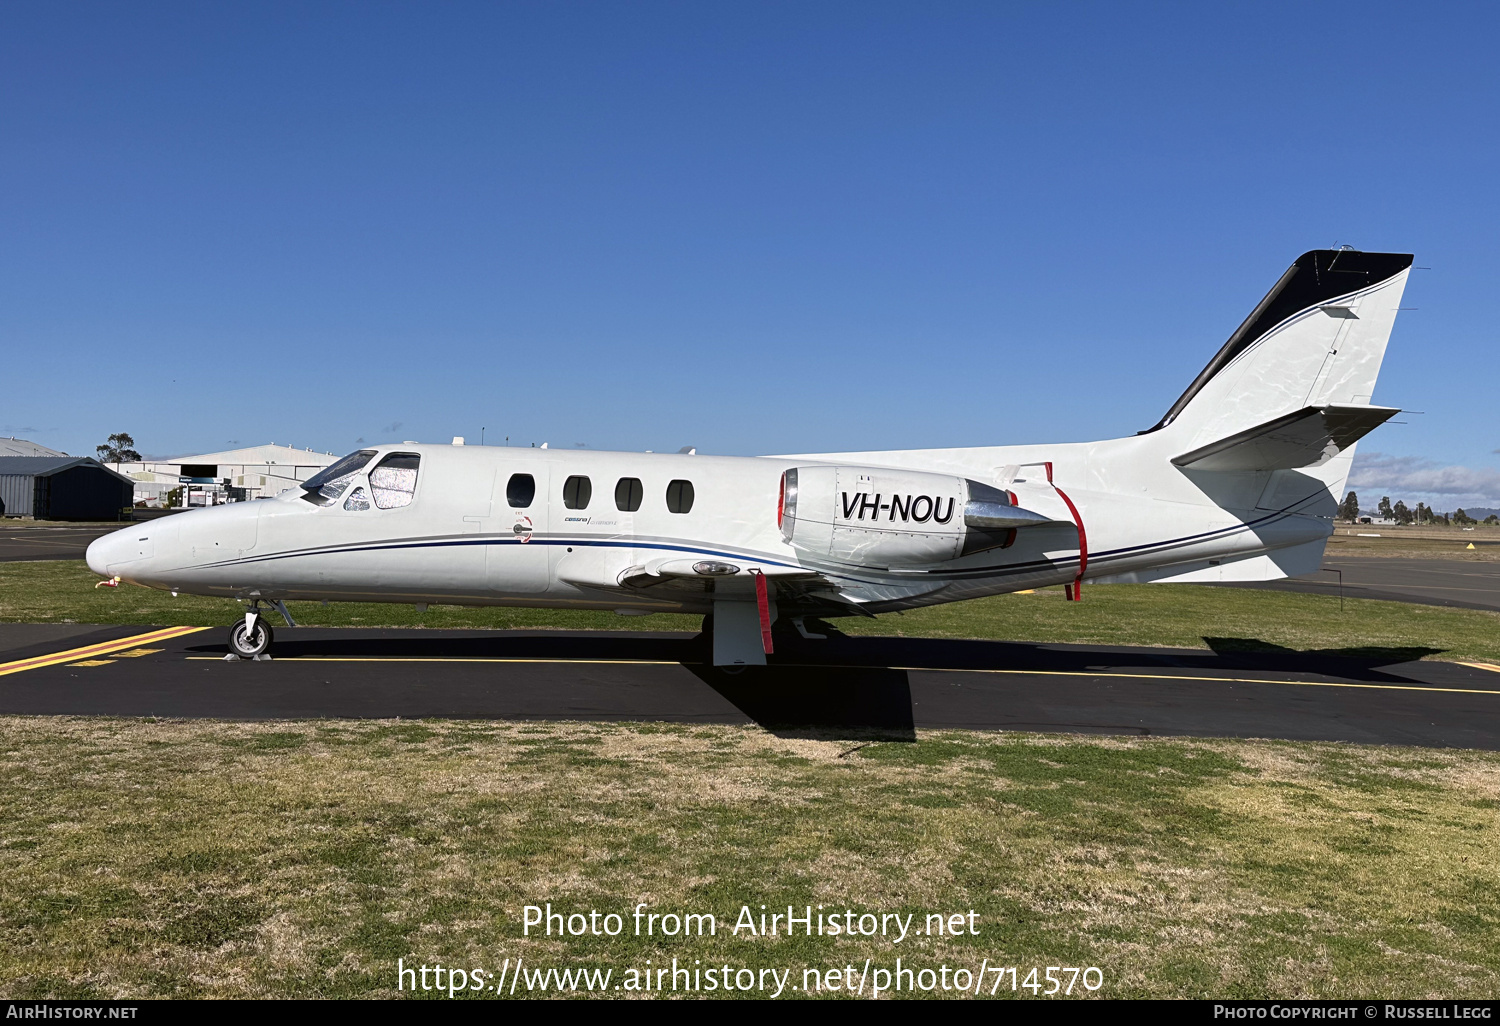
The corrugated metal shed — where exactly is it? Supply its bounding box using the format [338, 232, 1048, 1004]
[0, 474, 30, 517]
[0, 457, 134, 520]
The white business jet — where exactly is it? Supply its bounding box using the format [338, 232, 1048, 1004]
[88, 249, 1412, 666]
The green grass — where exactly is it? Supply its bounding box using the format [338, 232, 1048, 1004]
[5, 560, 1499, 665]
[0, 559, 704, 633]
[845, 583, 1500, 665]
[1325, 532, 1500, 561]
[1, 718, 1497, 999]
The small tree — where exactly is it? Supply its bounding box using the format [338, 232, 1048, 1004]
[1485, 515, 1499, 525]
[163, 486, 183, 510]
[1416, 502, 1430, 524]
[96, 432, 141, 464]
[1393, 499, 1412, 525]
[1377, 496, 1394, 520]
[1454, 508, 1477, 526]
[1338, 491, 1360, 522]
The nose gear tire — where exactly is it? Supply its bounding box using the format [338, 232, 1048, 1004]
[228, 620, 274, 658]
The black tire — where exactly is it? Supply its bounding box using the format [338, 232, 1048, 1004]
[227, 619, 274, 658]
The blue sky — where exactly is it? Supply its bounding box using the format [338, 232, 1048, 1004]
[2, 2, 1497, 508]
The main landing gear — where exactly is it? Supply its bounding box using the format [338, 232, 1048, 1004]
[225, 599, 296, 660]
[697, 612, 835, 673]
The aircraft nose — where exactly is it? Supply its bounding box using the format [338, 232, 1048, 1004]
[86, 529, 131, 577]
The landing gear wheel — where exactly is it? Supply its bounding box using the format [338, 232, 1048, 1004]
[228, 619, 274, 659]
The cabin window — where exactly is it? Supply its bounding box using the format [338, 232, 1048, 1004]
[615, 477, 643, 512]
[562, 475, 592, 509]
[506, 473, 536, 508]
[342, 487, 370, 511]
[370, 453, 420, 509]
[300, 449, 376, 505]
[666, 479, 695, 514]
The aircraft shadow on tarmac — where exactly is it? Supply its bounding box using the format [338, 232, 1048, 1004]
[176, 627, 1454, 740]
[688, 665, 918, 742]
[185, 630, 1447, 685]
[1200, 637, 1444, 672]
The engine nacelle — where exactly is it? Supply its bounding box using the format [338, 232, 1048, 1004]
[778, 465, 1053, 568]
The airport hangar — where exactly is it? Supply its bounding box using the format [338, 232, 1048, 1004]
[105, 443, 341, 508]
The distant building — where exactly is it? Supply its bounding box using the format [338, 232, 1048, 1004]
[0, 457, 134, 520]
[0, 437, 68, 458]
[110, 444, 341, 507]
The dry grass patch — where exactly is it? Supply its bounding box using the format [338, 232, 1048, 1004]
[1, 719, 1497, 999]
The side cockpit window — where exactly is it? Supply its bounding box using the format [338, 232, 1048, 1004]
[343, 487, 370, 511]
[301, 449, 376, 506]
[370, 453, 420, 509]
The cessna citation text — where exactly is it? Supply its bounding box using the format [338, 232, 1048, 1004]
[88, 250, 1414, 666]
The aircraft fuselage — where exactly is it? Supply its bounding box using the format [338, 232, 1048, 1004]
[87, 438, 1333, 618]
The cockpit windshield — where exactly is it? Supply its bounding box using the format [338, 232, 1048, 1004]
[301, 449, 376, 506]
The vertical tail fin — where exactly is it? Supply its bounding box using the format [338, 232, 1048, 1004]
[1146, 249, 1413, 451]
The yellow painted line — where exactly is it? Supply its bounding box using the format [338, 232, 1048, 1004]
[1459, 661, 1500, 675]
[0, 627, 208, 678]
[895, 665, 1500, 696]
[181, 654, 1500, 697]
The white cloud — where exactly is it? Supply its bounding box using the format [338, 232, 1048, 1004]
[1348, 452, 1500, 510]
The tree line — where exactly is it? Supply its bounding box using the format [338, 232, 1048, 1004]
[1338, 492, 1498, 526]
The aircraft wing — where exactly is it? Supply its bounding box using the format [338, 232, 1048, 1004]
[617, 559, 824, 594]
[608, 558, 870, 612]
[1171, 403, 1399, 472]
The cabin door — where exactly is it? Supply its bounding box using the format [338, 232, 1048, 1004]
[487, 463, 551, 595]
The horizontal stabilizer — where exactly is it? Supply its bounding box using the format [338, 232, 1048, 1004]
[1171, 403, 1399, 472]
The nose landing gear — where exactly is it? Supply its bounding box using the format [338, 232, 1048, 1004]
[227, 614, 274, 659]
[225, 600, 295, 660]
